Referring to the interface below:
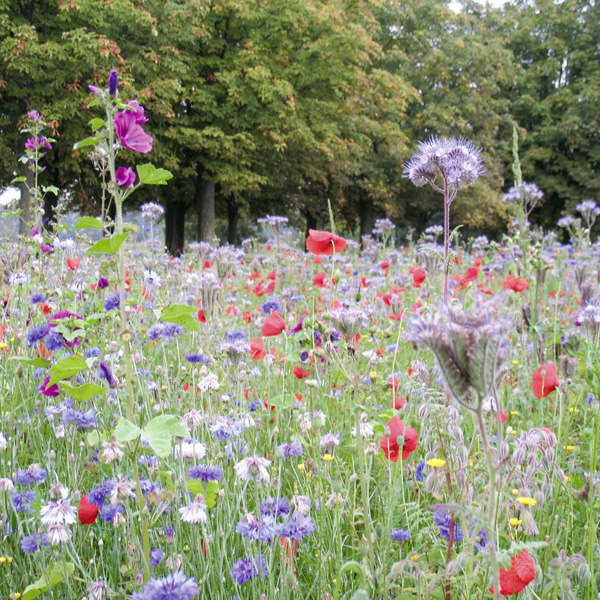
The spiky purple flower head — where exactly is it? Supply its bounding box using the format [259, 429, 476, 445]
[403, 136, 485, 191]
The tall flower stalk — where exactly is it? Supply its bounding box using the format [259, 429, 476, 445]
[403, 136, 485, 303]
[75, 70, 171, 581]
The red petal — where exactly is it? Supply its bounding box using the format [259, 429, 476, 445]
[262, 310, 287, 337]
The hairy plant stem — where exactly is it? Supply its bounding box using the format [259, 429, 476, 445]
[355, 408, 379, 591]
[476, 406, 500, 600]
[107, 105, 151, 581]
[587, 408, 599, 599]
[443, 178, 451, 304]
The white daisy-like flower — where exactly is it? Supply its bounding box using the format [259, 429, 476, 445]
[174, 439, 207, 460]
[46, 524, 71, 545]
[40, 498, 77, 526]
[179, 498, 208, 523]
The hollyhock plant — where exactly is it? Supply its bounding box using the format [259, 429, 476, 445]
[532, 363, 560, 399]
[489, 550, 536, 595]
[115, 166, 136, 187]
[379, 416, 418, 462]
[306, 229, 347, 255]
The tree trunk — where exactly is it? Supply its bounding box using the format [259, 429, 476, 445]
[359, 194, 375, 238]
[18, 161, 34, 235]
[195, 177, 215, 242]
[165, 200, 187, 256]
[226, 197, 239, 245]
[42, 194, 58, 233]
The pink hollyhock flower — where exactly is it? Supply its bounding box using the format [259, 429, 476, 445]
[39, 376, 60, 397]
[115, 166, 136, 188]
[114, 110, 153, 154]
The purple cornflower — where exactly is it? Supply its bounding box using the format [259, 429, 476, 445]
[27, 324, 49, 347]
[103, 292, 120, 312]
[13, 465, 47, 485]
[30, 292, 46, 304]
[185, 353, 211, 364]
[62, 407, 96, 428]
[259, 496, 290, 518]
[187, 464, 223, 482]
[88, 480, 115, 508]
[229, 555, 268, 585]
[44, 329, 63, 351]
[20, 533, 49, 554]
[235, 515, 275, 542]
[131, 570, 198, 600]
[150, 547, 164, 567]
[13, 490, 35, 513]
[276, 439, 304, 460]
[391, 528, 411, 542]
[108, 69, 118, 96]
[415, 461, 425, 482]
[433, 511, 463, 543]
[261, 298, 282, 314]
[99, 503, 124, 523]
[278, 512, 316, 541]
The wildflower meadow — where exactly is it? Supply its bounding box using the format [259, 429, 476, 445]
[0, 70, 599, 600]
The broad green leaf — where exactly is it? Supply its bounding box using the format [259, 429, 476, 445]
[22, 561, 75, 600]
[11, 176, 26, 184]
[3, 209, 23, 217]
[86, 430, 101, 447]
[114, 417, 141, 443]
[160, 304, 200, 331]
[265, 394, 295, 410]
[137, 164, 173, 185]
[48, 356, 88, 386]
[8, 357, 51, 369]
[42, 185, 59, 196]
[87, 232, 129, 254]
[74, 136, 102, 150]
[143, 414, 189, 458]
[87, 99, 101, 107]
[88, 118, 105, 132]
[186, 479, 204, 495]
[59, 382, 105, 402]
[75, 216, 104, 230]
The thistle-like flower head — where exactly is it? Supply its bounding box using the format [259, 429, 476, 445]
[403, 136, 485, 190]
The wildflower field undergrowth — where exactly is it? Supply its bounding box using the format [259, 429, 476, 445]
[0, 72, 598, 600]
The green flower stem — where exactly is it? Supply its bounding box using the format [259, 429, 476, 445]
[476, 407, 500, 600]
[587, 409, 599, 599]
[355, 408, 379, 591]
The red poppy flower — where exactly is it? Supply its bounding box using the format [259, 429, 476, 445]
[262, 310, 287, 337]
[489, 550, 535, 596]
[379, 416, 419, 462]
[412, 267, 427, 287]
[66, 258, 80, 270]
[531, 363, 559, 399]
[502, 275, 529, 292]
[306, 229, 347, 255]
[78, 494, 99, 525]
[197, 309, 206, 323]
[292, 365, 310, 379]
[313, 271, 327, 288]
[249, 338, 266, 360]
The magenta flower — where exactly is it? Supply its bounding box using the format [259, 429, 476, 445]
[27, 110, 41, 120]
[25, 137, 52, 152]
[126, 100, 149, 124]
[115, 166, 136, 188]
[114, 110, 153, 154]
[39, 376, 60, 397]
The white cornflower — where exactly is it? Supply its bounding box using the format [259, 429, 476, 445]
[351, 413, 374, 438]
[179, 498, 208, 524]
[46, 524, 71, 545]
[174, 439, 207, 460]
[40, 497, 77, 526]
[0, 478, 14, 492]
[0, 432, 6, 451]
[234, 456, 271, 483]
[197, 373, 220, 392]
[181, 410, 204, 429]
[100, 440, 124, 464]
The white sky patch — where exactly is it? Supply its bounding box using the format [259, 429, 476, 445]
[0, 187, 19, 206]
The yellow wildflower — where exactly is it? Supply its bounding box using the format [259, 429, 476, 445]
[323, 454, 334, 462]
[426, 458, 446, 468]
[516, 496, 537, 506]
[509, 518, 522, 527]
[564, 445, 575, 451]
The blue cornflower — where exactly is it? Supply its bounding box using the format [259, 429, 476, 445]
[13, 490, 35, 513]
[433, 511, 463, 543]
[278, 512, 316, 541]
[261, 298, 282, 314]
[187, 464, 223, 482]
[44, 329, 63, 351]
[13, 465, 47, 485]
[259, 497, 290, 518]
[276, 439, 304, 460]
[62, 407, 96, 428]
[150, 548, 164, 567]
[99, 503, 124, 523]
[229, 555, 268, 585]
[26, 324, 48, 346]
[415, 461, 426, 483]
[131, 570, 198, 600]
[20, 533, 49, 554]
[30, 292, 46, 304]
[236, 515, 275, 542]
[85, 347, 101, 358]
[88, 480, 115, 508]
[391, 528, 411, 542]
[185, 353, 211, 364]
[103, 292, 120, 312]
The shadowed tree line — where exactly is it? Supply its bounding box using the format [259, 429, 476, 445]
[1, 0, 598, 253]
